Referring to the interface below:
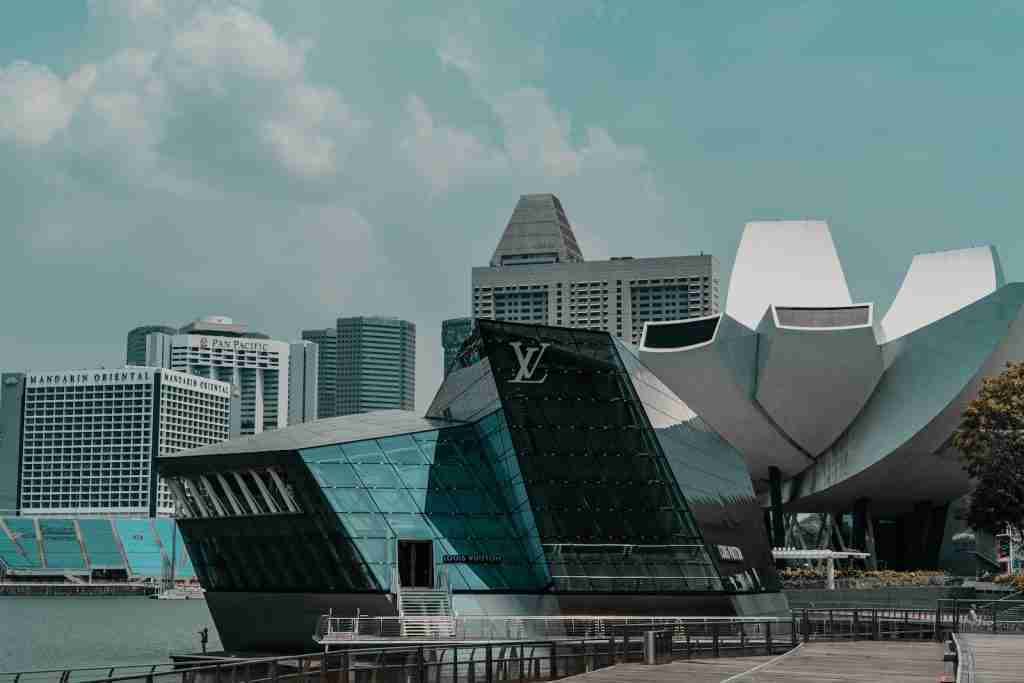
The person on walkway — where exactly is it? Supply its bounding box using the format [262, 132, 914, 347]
[198, 626, 209, 653]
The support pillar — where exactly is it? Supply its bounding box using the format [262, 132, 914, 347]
[853, 498, 877, 570]
[769, 466, 785, 550]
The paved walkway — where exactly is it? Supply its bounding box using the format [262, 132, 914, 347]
[959, 634, 1024, 682]
[563, 641, 943, 682]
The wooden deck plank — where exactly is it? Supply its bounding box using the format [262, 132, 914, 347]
[563, 641, 944, 682]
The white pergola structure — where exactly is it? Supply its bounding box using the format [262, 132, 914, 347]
[772, 547, 871, 590]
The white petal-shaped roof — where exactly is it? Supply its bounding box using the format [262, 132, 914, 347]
[726, 220, 853, 329]
[755, 304, 883, 456]
[880, 246, 1004, 343]
[639, 314, 813, 485]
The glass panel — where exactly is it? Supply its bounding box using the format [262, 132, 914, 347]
[353, 463, 401, 488]
[394, 464, 430, 489]
[378, 435, 426, 465]
[342, 513, 391, 537]
[326, 488, 376, 513]
[385, 514, 434, 539]
[369, 488, 420, 514]
[311, 462, 360, 487]
[300, 445, 344, 463]
[341, 440, 386, 463]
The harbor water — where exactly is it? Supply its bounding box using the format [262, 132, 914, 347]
[0, 597, 221, 673]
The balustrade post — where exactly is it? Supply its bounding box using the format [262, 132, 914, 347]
[802, 609, 810, 643]
[791, 614, 798, 648]
[765, 621, 773, 655]
[486, 644, 494, 683]
[712, 623, 720, 657]
[623, 633, 630, 664]
[853, 610, 860, 640]
[550, 641, 558, 680]
[270, 660, 279, 683]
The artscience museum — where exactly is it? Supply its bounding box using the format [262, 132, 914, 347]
[640, 221, 1024, 574]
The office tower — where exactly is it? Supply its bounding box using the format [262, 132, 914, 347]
[472, 194, 720, 345]
[301, 328, 338, 419]
[287, 341, 319, 425]
[14, 368, 229, 516]
[126, 325, 177, 365]
[127, 316, 314, 438]
[336, 317, 415, 415]
[441, 317, 473, 377]
[0, 373, 26, 513]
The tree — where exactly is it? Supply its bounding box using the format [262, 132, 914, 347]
[953, 361, 1024, 536]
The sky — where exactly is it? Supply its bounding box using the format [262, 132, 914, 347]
[2, 1, 1024, 409]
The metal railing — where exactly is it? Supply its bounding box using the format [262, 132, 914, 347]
[797, 607, 938, 642]
[951, 633, 975, 683]
[314, 614, 792, 643]
[939, 599, 1024, 634]
[78, 621, 797, 683]
[0, 661, 209, 683]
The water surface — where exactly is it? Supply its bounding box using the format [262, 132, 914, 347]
[0, 597, 221, 673]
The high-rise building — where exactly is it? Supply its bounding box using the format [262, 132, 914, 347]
[337, 317, 415, 415]
[126, 325, 177, 366]
[441, 317, 473, 377]
[127, 316, 316, 437]
[301, 328, 338, 418]
[0, 373, 26, 513]
[13, 367, 229, 516]
[287, 341, 319, 425]
[472, 194, 720, 345]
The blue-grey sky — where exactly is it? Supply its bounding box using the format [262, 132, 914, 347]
[3, 1, 1023, 408]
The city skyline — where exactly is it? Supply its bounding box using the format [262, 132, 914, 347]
[4, 3, 1024, 411]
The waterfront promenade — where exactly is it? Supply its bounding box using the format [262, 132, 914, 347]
[559, 641, 944, 682]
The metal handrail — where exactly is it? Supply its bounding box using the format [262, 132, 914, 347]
[0, 658, 231, 683]
[952, 633, 975, 683]
[316, 613, 795, 643]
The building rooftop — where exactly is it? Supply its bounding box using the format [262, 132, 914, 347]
[163, 410, 460, 458]
[490, 194, 584, 267]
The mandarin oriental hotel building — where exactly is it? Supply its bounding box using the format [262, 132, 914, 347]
[14, 368, 230, 517]
[158, 320, 784, 653]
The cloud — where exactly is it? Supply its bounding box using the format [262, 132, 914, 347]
[0, 62, 96, 146]
[1, 2, 363, 186]
[169, 6, 305, 88]
[438, 34, 482, 80]
[261, 84, 367, 180]
[399, 94, 506, 192]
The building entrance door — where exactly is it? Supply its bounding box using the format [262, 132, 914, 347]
[397, 540, 434, 588]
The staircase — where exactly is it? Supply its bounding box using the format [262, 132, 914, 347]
[397, 588, 455, 638]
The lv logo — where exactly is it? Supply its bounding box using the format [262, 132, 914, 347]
[508, 342, 552, 384]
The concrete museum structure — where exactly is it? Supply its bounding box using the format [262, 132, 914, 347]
[639, 220, 1024, 573]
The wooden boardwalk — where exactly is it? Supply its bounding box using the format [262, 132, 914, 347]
[562, 641, 944, 682]
[959, 634, 1024, 682]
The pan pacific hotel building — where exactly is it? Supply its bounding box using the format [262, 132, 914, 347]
[127, 316, 317, 437]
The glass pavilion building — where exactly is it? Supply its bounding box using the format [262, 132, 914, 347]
[159, 320, 784, 653]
